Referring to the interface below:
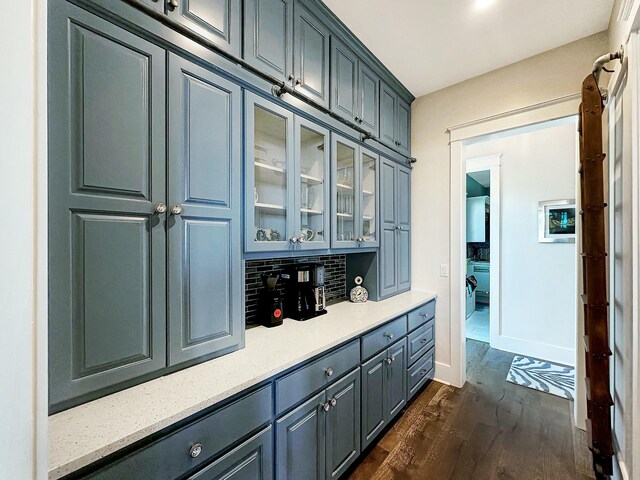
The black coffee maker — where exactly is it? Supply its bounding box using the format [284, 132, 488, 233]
[258, 273, 284, 327]
[283, 263, 327, 321]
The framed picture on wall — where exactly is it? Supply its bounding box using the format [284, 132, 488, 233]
[538, 199, 576, 243]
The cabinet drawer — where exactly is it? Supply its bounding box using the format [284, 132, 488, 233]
[407, 319, 434, 366]
[276, 341, 359, 415]
[361, 316, 407, 361]
[85, 386, 273, 480]
[407, 300, 436, 332]
[407, 348, 434, 400]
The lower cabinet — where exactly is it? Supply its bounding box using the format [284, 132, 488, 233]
[361, 339, 407, 449]
[187, 427, 273, 480]
[276, 368, 361, 480]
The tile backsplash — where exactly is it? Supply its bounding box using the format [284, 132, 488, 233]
[245, 255, 346, 327]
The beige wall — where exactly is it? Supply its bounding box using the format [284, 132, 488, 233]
[410, 31, 609, 381]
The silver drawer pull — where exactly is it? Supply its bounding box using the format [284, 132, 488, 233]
[419, 370, 428, 377]
[420, 338, 429, 344]
[383, 332, 394, 340]
[330, 397, 337, 407]
[189, 443, 203, 458]
[420, 313, 428, 318]
[325, 367, 334, 377]
[321, 401, 331, 412]
[385, 357, 393, 365]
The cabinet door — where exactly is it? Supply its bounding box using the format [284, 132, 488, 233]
[294, 117, 330, 250]
[245, 92, 295, 252]
[244, 0, 293, 82]
[358, 62, 379, 136]
[331, 134, 359, 248]
[330, 38, 358, 122]
[325, 369, 361, 480]
[132, 0, 163, 12]
[48, 4, 167, 409]
[397, 165, 411, 292]
[379, 82, 397, 148]
[167, 55, 243, 366]
[359, 148, 379, 247]
[361, 351, 387, 449]
[378, 159, 398, 297]
[396, 98, 411, 155]
[294, 3, 330, 108]
[168, 0, 241, 56]
[386, 339, 407, 420]
[276, 391, 326, 480]
[188, 427, 273, 480]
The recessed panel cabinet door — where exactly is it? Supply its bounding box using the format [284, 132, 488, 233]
[397, 165, 412, 292]
[330, 39, 358, 122]
[358, 63, 379, 136]
[168, 0, 241, 56]
[325, 369, 361, 479]
[379, 83, 397, 148]
[294, 3, 330, 107]
[244, 0, 293, 81]
[132, 0, 163, 12]
[276, 391, 326, 480]
[48, 4, 166, 409]
[167, 54, 243, 366]
[397, 99, 411, 156]
[386, 340, 407, 419]
[361, 351, 386, 449]
[379, 159, 398, 297]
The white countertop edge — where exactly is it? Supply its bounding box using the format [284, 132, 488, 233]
[48, 290, 437, 479]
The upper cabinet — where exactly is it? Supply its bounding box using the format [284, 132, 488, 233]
[467, 196, 489, 242]
[331, 134, 379, 249]
[380, 82, 411, 156]
[245, 0, 330, 107]
[139, 0, 242, 55]
[330, 38, 380, 137]
[245, 92, 331, 253]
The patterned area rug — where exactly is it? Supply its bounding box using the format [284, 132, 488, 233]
[506, 355, 575, 400]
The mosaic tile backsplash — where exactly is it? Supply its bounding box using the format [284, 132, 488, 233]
[245, 255, 347, 327]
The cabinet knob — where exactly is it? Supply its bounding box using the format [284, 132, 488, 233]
[298, 236, 306, 243]
[395, 225, 401, 230]
[330, 397, 337, 407]
[420, 370, 427, 377]
[420, 338, 428, 344]
[383, 332, 394, 340]
[354, 116, 360, 123]
[189, 443, 203, 458]
[170, 204, 183, 216]
[325, 367, 334, 377]
[167, 0, 178, 11]
[385, 357, 393, 365]
[295, 78, 302, 86]
[321, 401, 331, 412]
[420, 313, 428, 318]
[154, 203, 167, 214]
[288, 74, 295, 82]
[290, 236, 299, 244]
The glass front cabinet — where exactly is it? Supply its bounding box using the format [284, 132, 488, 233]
[245, 92, 330, 252]
[331, 134, 379, 249]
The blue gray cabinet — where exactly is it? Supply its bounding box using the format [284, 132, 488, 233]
[167, 54, 243, 365]
[330, 38, 379, 137]
[331, 134, 379, 249]
[294, 2, 331, 107]
[379, 158, 411, 298]
[245, 93, 331, 252]
[379, 82, 411, 155]
[361, 338, 406, 449]
[187, 427, 273, 480]
[48, 3, 168, 409]
[132, 0, 163, 13]
[244, 0, 293, 82]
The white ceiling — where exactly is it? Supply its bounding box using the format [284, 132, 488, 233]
[323, 0, 615, 97]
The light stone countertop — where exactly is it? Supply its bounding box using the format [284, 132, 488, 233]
[48, 290, 437, 479]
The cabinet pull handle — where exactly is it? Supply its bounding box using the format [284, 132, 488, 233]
[385, 357, 393, 365]
[167, 0, 178, 11]
[189, 443, 203, 458]
[325, 367, 334, 377]
[321, 401, 331, 412]
[170, 204, 183, 216]
[420, 338, 428, 344]
[384, 332, 394, 340]
[420, 370, 427, 377]
[420, 313, 428, 318]
[330, 397, 337, 407]
[154, 203, 167, 214]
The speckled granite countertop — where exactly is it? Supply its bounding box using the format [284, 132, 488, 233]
[48, 290, 437, 479]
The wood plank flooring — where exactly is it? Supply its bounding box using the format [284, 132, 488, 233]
[347, 340, 595, 480]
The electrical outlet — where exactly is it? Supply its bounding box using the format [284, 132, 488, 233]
[440, 264, 449, 277]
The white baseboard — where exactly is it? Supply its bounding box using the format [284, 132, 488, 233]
[615, 453, 630, 480]
[492, 334, 575, 366]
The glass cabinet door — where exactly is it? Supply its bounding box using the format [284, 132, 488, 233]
[332, 135, 359, 248]
[360, 149, 379, 246]
[245, 92, 294, 252]
[295, 117, 330, 250]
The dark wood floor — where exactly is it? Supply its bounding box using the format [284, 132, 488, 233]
[348, 340, 595, 480]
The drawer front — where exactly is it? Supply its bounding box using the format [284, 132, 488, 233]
[407, 348, 434, 400]
[275, 340, 359, 415]
[361, 316, 408, 361]
[407, 319, 435, 366]
[85, 386, 273, 480]
[407, 300, 436, 332]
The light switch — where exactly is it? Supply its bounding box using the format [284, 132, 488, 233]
[440, 264, 449, 277]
